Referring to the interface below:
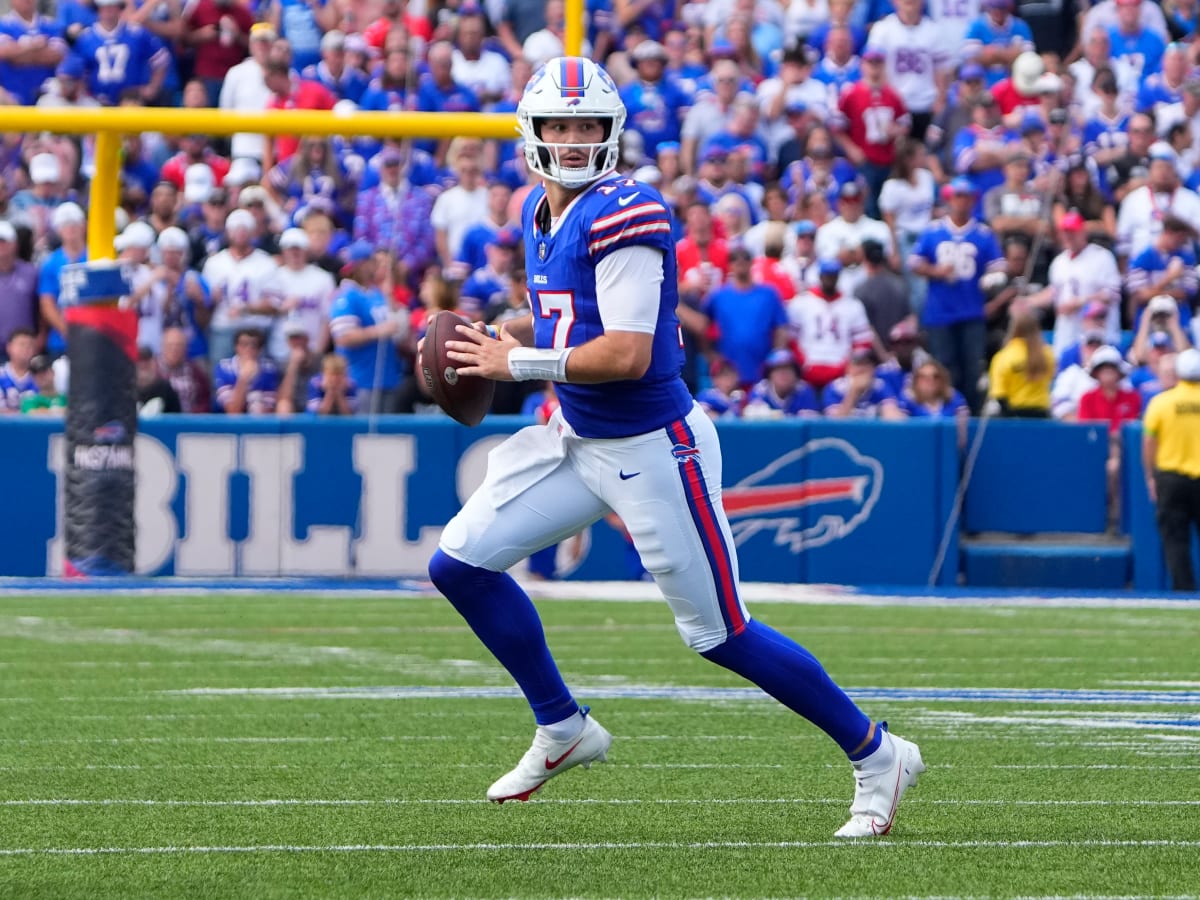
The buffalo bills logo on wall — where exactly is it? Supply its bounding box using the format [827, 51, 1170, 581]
[722, 438, 883, 552]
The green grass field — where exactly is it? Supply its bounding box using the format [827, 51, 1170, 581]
[0, 590, 1197, 899]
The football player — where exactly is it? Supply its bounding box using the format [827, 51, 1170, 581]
[426, 57, 924, 838]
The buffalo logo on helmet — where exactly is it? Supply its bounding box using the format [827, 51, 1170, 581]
[722, 438, 883, 552]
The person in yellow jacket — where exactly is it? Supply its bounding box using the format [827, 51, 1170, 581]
[987, 308, 1056, 417]
[1142, 348, 1200, 591]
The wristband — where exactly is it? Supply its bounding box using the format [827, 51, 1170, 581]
[508, 346, 573, 382]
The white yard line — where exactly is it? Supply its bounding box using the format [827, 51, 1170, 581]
[2, 798, 1197, 808]
[0, 840, 1198, 857]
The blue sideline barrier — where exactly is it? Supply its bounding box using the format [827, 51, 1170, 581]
[0, 415, 1181, 588]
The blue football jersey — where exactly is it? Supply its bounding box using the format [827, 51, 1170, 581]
[911, 216, 1002, 326]
[521, 175, 692, 439]
[0, 363, 36, 411]
[329, 282, 401, 391]
[1107, 26, 1166, 79]
[74, 22, 166, 104]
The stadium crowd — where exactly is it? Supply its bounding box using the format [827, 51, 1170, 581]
[0, 0, 1198, 427]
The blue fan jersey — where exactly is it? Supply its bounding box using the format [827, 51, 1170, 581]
[0, 12, 66, 104]
[74, 22, 166, 104]
[619, 79, 688, 147]
[1107, 26, 1166, 79]
[912, 216, 1002, 326]
[329, 282, 401, 391]
[521, 175, 692, 439]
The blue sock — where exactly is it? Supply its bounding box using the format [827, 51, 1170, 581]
[429, 550, 579, 726]
[700, 619, 880, 760]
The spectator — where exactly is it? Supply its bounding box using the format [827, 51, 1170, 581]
[265, 228, 335, 362]
[353, 145, 437, 289]
[523, 0, 589, 68]
[779, 125, 858, 213]
[953, 92, 1019, 208]
[11, 153, 65, 254]
[879, 139, 936, 315]
[856, 238, 912, 344]
[789, 257, 874, 390]
[0, 0, 67, 106]
[363, 0, 431, 53]
[1132, 294, 1192, 362]
[299, 205, 344, 277]
[457, 181, 516, 275]
[1051, 329, 1105, 419]
[461, 228, 519, 322]
[202, 209, 280, 368]
[1141, 348, 1200, 590]
[699, 243, 788, 387]
[135, 345, 182, 416]
[20, 352, 65, 415]
[1102, 112, 1157, 204]
[981, 234, 1034, 358]
[681, 59, 746, 173]
[266, 136, 354, 225]
[236, 186, 283, 255]
[813, 25, 863, 100]
[621, 40, 688, 154]
[0, 221, 37, 350]
[1108, 0, 1167, 83]
[37, 54, 101, 109]
[834, 45, 908, 214]
[219, 22, 276, 164]
[900, 357, 968, 420]
[697, 356, 746, 419]
[866, 0, 952, 140]
[1053, 155, 1116, 243]
[305, 351, 359, 415]
[451, 8, 510, 109]
[1080, 344, 1141, 434]
[38, 202, 88, 358]
[1138, 41, 1189, 115]
[214, 327, 279, 414]
[1037, 213, 1122, 357]
[300, 30, 369, 105]
[0, 327, 36, 412]
[358, 46, 414, 114]
[750, 224, 797, 302]
[878, 319, 930, 394]
[910, 178, 1003, 412]
[1117, 144, 1200, 260]
[816, 181, 893, 298]
[263, 59, 336, 171]
[742, 349, 820, 418]
[983, 153, 1050, 242]
[963, 0, 1034, 89]
[189, 186, 230, 272]
[824, 347, 905, 418]
[157, 326, 211, 414]
[264, 0, 339, 74]
[416, 39, 482, 159]
[330, 241, 404, 415]
[74, 0, 169, 106]
[430, 138, 489, 267]
[274, 320, 323, 414]
[1138, 347, 1180, 404]
[757, 44, 829, 166]
[1124, 215, 1199, 328]
[184, 0, 255, 106]
[988, 307, 1056, 417]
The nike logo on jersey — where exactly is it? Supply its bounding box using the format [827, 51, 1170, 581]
[619, 470, 640, 480]
[617, 192, 641, 207]
[545, 738, 584, 770]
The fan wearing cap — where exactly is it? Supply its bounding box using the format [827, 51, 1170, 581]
[835, 45, 910, 213]
[218, 22, 276, 163]
[1050, 327, 1109, 418]
[161, 136, 231, 198]
[73, 0, 169, 105]
[328, 240, 403, 415]
[815, 180, 894, 297]
[950, 90, 1021, 209]
[910, 177, 1004, 412]
[1079, 344, 1141, 436]
[824, 347, 905, 419]
[962, 0, 1034, 90]
[1030, 211, 1121, 356]
[1124, 214, 1198, 330]
[263, 228, 335, 362]
[0, 222, 37, 348]
[132, 228, 213, 365]
[1129, 294, 1190, 376]
[865, 0, 953, 139]
[697, 242, 790, 388]
[619, 40, 688, 151]
[696, 357, 746, 419]
[1116, 143, 1200, 260]
[0, 0, 67, 106]
[1142, 347, 1200, 590]
[10, 154, 66, 248]
[19, 353, 65, 415]
[353, 145, 437, 288]
[743, 349, 820, 419]
[36, 202, 88, 356]
[788, 257, 875, 390]
[37, 54, 100, 109]
[460, 227, 519, 322]
[201, 209, 282, 367]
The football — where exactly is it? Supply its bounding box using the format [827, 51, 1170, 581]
[420, 311, 496, 427]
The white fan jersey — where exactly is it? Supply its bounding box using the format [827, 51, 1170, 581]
[865, 14, 952, 113]
[787, 290, 873, 368]
[1047, 244, 1122, 355]
[202, 248, 280, 333]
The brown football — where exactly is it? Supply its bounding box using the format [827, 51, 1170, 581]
[420, 311, 496, 427]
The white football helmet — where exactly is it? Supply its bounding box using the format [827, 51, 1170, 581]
[517, 57, 626, 188]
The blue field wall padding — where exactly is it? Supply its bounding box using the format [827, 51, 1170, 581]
[963, 420, 1110, 535]
[0, 414, 1174, 587]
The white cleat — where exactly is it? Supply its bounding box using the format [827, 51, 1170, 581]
[487, 711, 612, 803]
[834, 726, 925, 838]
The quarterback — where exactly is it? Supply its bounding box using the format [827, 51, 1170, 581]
[428, 57, 924, 838]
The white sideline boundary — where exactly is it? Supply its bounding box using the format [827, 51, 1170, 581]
[0, 579, 1197, 609]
